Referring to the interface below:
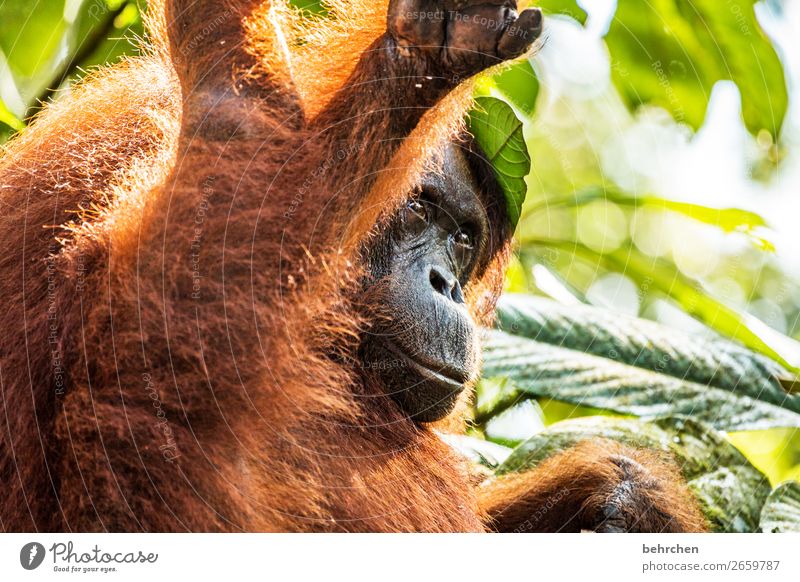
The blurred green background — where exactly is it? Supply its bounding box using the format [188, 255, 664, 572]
[1, 0, 799, 530]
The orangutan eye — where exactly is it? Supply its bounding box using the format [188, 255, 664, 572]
[451, 228, 474, 268]
[453, 230, 473, 249]
[407, 199, 427, 220]
[403, 199, 429, 233]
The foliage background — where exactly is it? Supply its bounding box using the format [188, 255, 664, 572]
[1, 0, 798, 530]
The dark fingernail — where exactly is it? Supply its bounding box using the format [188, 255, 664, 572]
[524, 8, 543, 30]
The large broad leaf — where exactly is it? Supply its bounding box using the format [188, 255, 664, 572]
[495, 294, 795, 408]
[496, 415, 771, 532]
[606, 0, 788, 139]
[524, 240, 800, 375]
[468, 97, 531, 226]
[482, 328, 800, 431]
[759, 481, 800, 533]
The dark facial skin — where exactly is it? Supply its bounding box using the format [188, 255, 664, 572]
[360, 144, 497, 422]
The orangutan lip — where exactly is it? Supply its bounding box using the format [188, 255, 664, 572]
[381, 340, 468, 387]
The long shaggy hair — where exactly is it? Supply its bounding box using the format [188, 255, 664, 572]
[0, 0, 706, 534]
[0, 0, 506, 532]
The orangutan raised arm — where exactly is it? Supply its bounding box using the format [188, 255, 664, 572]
[0, 1, 707, 533]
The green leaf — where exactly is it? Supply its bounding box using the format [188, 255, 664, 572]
[0, 99, 24, 131]
[0, 0, 68, 115]
[290, 0, 328, 16]
[0, 0, 141, 124]
[468, 96, 531, 226]
[759, 481, 800, 533]
[66, 2, 143, 75]
[482, 328, 800, 431]
[690, 466, 771, 533]
[524, 240, 800, 375]
[491, 60, 540, 119]
[495, 294, 794, 406]
[606, 0, 788, 139]
[535, 0, 587, 24]
[646, 199, 767, 236]
[496, 415, 771, 532]
[438, 433, 513, 470]
[546, 188, 774, 251]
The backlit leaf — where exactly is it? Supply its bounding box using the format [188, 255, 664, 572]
[468, 96, 531, 226]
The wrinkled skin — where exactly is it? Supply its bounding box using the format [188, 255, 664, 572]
[360, 145, 496, 422]
[0, 0, 707, 533]
[389, 0, 543, 77]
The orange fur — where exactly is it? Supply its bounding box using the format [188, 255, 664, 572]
[0, 0, 705, 532]
[479, 440, 708, 532]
